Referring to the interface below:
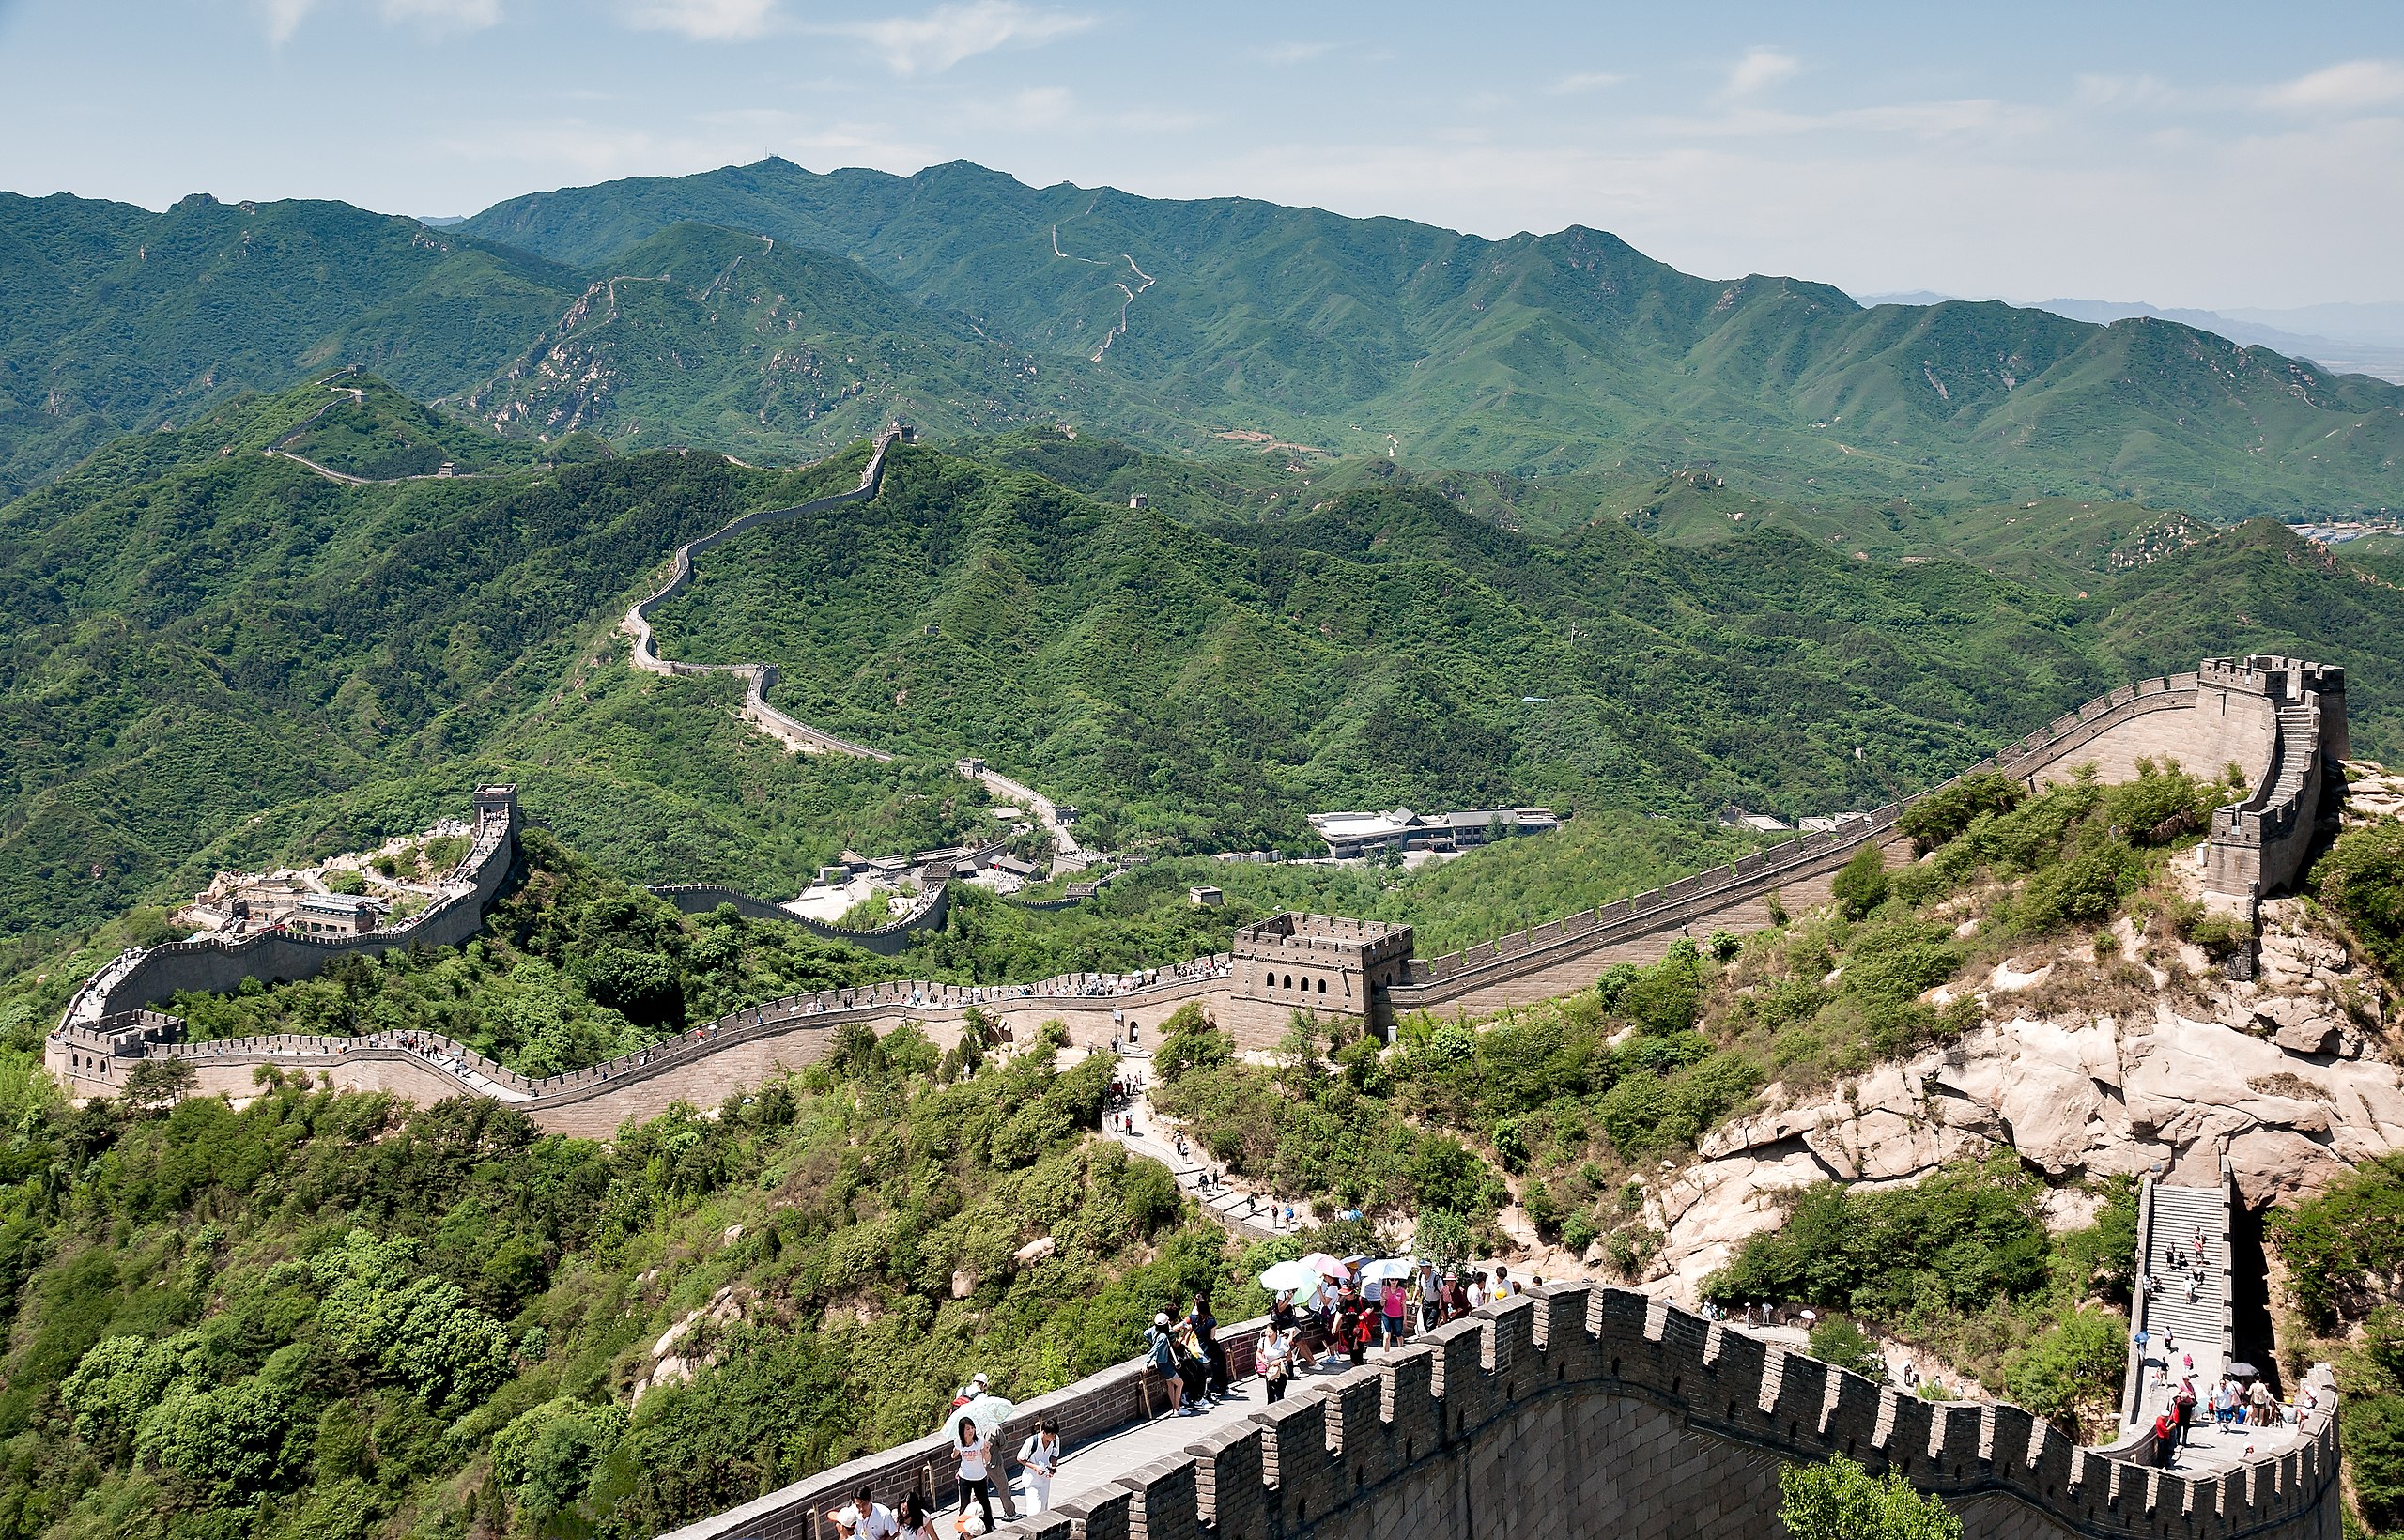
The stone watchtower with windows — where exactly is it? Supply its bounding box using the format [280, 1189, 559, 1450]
[1222, 913, 1416, 1047]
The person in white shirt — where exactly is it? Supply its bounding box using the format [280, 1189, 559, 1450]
[952, 1414, 1000, 1531]
[1015, 1420, 1062, 1514]
[829, 1487, 899, 1540]
[1466, 1274, 1487, 1310]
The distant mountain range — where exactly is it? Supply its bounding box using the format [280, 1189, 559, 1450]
[1857, 291, 2404, 385]
[2, 160, 2399, 520]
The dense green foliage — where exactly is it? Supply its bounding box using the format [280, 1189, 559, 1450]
[0, 392, 1013, 950]
[457, 158, 2404, 519]
[647, 439, 2322, 856]
[2269, 1157, 2404, 1537]
[0, 1009, 1230, 1540]
[1708, 1159, 2135, 1435]
[2318, 821, 2404, 981]
[10, 362, 2402, 968]
[1779, 1456, 1963, 1540]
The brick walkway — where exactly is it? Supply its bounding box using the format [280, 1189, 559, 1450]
[997, 1356, 1360, 1522]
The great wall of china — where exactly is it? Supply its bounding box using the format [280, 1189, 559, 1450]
[34, 418, 2362, 1535]
[48, 652, 2348, 1144]
[666, 1266, 2341, 1540]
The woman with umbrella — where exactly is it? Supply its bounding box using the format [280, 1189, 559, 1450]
[949, 1409, 1002, 1532]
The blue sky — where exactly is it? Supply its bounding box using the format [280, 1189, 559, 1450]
[2, 0, 2399, 308]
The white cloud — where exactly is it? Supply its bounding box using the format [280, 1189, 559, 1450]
[381, 0, 501, 35]
[261, 0, 321, 43]
[2259, 58, 2404, 113]
[1548, 70, 1624, 96]
[2073, 72, 2177, 109]
[837, 1, 1094, 75]
[1257, 40, 1334, 67]
[624, 0, 778, 40]
[1010, 86, 1072, 125]
[260, 0, 498, 42]
[1721, 46, 1799, 100]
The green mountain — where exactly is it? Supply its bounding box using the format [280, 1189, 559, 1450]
[453, 223, 1102, 460]
[0, 191, 576, 499]
[0, 383, 996, 953]
[8, 381, 2404, 955]
[462, 158, 2404, 517]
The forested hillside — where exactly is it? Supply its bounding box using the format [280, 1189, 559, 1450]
[8, 381, 2404, 960]
[649, 440, 2404, 851]
[460, 158, 2404, 516]
[4, 165, 2399, 523]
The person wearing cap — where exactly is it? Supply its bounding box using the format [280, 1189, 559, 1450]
[953, 1372, 988, 1409]
[829, 1486, 899, 1540]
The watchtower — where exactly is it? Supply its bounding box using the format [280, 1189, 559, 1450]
[1224, 913, 1415, 1046]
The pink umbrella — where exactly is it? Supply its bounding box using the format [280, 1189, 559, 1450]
[1300, 1253, 1349, 1278]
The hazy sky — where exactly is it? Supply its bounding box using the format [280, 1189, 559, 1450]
[3, 0, 2399, 309]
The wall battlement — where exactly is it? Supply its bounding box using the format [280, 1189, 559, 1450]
[51, 787, 520, 1051]
[658, 1283, 2339, 1540]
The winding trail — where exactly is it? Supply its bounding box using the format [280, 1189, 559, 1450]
[1050, 212, 1158, 363]
[620, 430, 1090, 862]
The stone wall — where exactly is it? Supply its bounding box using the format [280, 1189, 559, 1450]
[657, 1285, 2341, 1540]
[649, 878, 952, 957]
[46, 790, 521, 1094]
[624, 432, 903, 762]
[1382, 662, 2339, 1021]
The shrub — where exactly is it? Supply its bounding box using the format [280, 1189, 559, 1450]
[1806, 1316, 1886, 1381]
[2317, 821, 2404, 979]
[2104, 759, 2219, 845]
[1521, 1178, 1562, 1239]
[2000, 1307, 2126, 1439]
[1832, 846, 1890, 919]
[1779, 1455, 1963, 1540]
[1896, 772, 2024, 855]
[491, 1398, 626, 1517]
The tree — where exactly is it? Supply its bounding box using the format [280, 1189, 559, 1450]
[1832, 846, 1890, 920]
[1806, 1316, 1886, 1381]
[2002, 1307, 2126, 1440]
[121, 1057, 195, 1113]
[1414, 1208, 1473, 1270]
[491, 1397, 626, 1517]
[1779, 1455, 1963, 1540]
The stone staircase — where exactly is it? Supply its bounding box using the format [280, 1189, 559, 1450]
[2130, 1179, 2232, 1425]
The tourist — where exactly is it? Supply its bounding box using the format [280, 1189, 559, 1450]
[1493, 1265, 1514, 1298]
[1015, 1420, 1062, 1514]
[1260, 1324, 1295, 1402]
[895, 1493, 939, 1540]
[1145, 1313, 1187, 1416]
[1382, 1270, 1408, 1348]
[829, 1486, 898, 1540]
[953, 1372, 988, 1409]
[2248, 1379, 2273, 1427]
[951, 1413, 1000, 1532]
[2150, 1409, 2176, 1468]
[1465, 1273, 1487, 1311]
[1189, 1294, 1229, 1400]
[2174, 1378, 2197, 1446]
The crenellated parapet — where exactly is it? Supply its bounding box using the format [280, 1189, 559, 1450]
[50, 787, 521, 1086]
[655, 1283, 2341, 1540]
[622, 431, 907, 762]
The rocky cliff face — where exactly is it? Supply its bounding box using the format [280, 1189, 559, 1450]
[1639, 870, 2403, 1301]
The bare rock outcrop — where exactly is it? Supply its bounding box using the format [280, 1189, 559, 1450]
[1641, 898, 2403, 1301]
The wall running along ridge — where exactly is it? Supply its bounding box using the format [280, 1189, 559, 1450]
[657, 1283, 2342, 1540]
[46, 657, 2348, 1135]
[621, 428, 907, 761]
